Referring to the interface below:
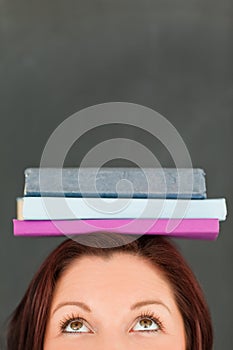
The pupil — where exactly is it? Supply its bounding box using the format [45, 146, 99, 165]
[140, 319, 152, 328]
[71, 321, 82, 330]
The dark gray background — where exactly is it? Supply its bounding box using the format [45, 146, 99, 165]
[0, 1, 232, 349]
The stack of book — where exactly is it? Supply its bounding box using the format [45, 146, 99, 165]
[13, 168, 227, 240]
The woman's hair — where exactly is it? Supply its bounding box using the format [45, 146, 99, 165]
[7, 233, 213, 350]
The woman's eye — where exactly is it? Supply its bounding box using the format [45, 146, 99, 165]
[63, 319, 90, 333]
[132, 317, 160, 332]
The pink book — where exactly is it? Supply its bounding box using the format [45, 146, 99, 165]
[13, 218, 219, 240]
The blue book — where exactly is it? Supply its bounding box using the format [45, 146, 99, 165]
[24, 167, 207, 199]
[17, 197, 226, 220]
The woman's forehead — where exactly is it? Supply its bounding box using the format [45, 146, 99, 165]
[52, 253, 175, 306]
[60, 253, 167, 283]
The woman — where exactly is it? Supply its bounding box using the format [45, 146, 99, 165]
[7, 233, 213, 349]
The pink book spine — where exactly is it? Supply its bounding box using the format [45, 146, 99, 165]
[13, 219, 219, 240]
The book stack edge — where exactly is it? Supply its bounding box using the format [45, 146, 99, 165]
[13, 168, 227, 240]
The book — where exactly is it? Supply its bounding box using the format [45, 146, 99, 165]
[13, 219, 219, 240]
[17, 197, 227, 221]
[24, 167, 207, 199]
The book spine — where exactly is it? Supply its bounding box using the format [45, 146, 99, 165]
[13, 219, 219, 240]
[19, 197, 227, 221]
[24, 167, 207, 199]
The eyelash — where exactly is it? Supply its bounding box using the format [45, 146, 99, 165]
[59, 312, 87, 334]
[136, 310, 164, 333]
[59, 310, 164, 334]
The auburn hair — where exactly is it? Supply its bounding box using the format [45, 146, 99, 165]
[7, 233, 213, 349]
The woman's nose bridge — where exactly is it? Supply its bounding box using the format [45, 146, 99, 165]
[94, 331, 131, 350]
[95, 341, 128, 350]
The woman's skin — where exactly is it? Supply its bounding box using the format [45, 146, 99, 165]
[44, 252, 186, 350]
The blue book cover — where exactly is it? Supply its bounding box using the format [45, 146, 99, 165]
[24, 167, 207, 199]
[17, 197, 227, 220]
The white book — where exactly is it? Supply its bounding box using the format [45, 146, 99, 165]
[17, 197, 227, 221]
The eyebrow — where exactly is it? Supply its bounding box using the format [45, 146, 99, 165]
[52, 301, 91, 316]
[130, 299, 171, 314]
[52, 299, 171, 316]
